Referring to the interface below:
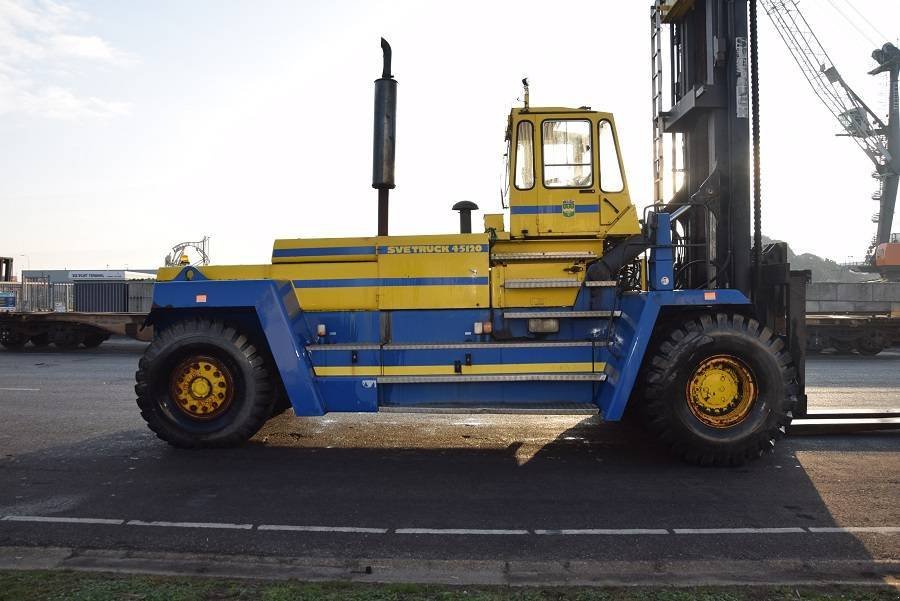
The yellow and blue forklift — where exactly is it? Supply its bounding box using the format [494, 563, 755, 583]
[136, 1, 810, 465]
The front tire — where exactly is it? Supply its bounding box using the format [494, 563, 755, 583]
[638, 313, 795, 466]
[135, 319, 276, 448]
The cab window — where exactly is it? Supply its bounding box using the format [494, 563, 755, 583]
[514, 121, 535, 190]
[598, 119, 624, 192]
[541, 119, 593, 188]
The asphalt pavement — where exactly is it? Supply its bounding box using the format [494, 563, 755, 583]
[0, 339, 897, 585]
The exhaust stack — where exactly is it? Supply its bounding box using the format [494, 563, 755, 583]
[373, 38, 397, 236]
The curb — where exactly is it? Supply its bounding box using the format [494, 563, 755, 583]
[0, 546, 898, 587]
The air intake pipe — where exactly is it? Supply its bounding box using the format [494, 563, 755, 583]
[373, 38, 397, 236]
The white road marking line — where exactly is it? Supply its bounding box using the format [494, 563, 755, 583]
[535, 528, 669, 535]
[0, 387, 40, 392]
[673, 527, 806, 534]
[2, 516, 897, 536]
[1, 515, 123, 525]
[126, 520, 252, 530]
[395, 528, 529, 535]
[808, 526, 900, 534]
[258, 525, 388, 534]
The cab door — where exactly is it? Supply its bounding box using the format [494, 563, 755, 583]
[536, 118, 600, 235]
[508, 118, 540, 237]
[595, 116, 638, 235]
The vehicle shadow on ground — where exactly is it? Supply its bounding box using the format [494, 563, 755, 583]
[0, 413, 892, 562]
[0, 339, 149, 356]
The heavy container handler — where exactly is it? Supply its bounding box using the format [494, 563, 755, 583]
[136, 1, 812, 465]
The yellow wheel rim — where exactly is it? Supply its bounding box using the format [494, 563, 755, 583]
[170, 355, 233, 420]
[686, 354, 756, 428]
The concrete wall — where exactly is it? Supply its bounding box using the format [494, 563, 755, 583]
[806, 282, 900, 315]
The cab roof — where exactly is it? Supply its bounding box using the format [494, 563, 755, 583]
[510, 106, 599, 116]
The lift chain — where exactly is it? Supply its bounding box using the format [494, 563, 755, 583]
[750, 0, 762, 296]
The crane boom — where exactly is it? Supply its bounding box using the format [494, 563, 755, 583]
[760, 0, 888, 166]
[760, 0, 899, 265]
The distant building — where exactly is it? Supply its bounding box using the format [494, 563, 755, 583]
[21, 269, 156, 283]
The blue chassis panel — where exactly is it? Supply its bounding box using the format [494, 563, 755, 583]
[149, 214, 751, 420]
[150, 281, 749, 420]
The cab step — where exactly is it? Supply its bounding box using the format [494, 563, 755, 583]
[502, 278, 617, 289]
[379, 402, 598, 415]
[377, 373, 607, 384]
[504, 278, 582, 289]
[503, 310, 621, 319]
[491, 251, 598, 261]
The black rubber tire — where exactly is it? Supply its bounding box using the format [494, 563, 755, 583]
[82, 333, 108, 348]
[831, 339, 855, 355]
[0, 331, 27, 350]
[638, 313, 796, 466]
[855, 333, 886, 356]
[54, 328, 83, 349]
[269, 387, 293, 418]
[29, 332, 50, 348]
[135, 319, 276, 448]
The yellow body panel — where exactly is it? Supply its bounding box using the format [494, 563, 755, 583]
[483, 213, 506, 233]
[272, 237, 377, 263]
[314, 366, 382, 377]
[492, 262, 584, 308]
[289, 262, 380, 310]
[161, 234, 490, 311]
[375, 233, 490, 309]
[490, 238, 604, 307]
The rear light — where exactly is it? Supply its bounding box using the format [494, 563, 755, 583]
[528, 318, 559, 334]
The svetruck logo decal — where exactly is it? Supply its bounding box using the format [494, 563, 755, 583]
[382, 244, 485, 254]
[561, 200, 576, 218]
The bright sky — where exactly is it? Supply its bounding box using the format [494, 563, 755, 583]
[1, 0, 898, 276]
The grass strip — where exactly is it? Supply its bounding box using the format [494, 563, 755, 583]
[0, 570, 897, 601]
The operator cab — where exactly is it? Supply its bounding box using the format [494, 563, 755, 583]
[874, 232, 900, 280]
[504, 105, 638, 240]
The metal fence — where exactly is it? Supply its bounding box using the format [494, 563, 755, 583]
[74, 281, 127, 312]
[0, 278, 75, 312]
[127, 282, 155, 313]
[0, 278, 157, 313]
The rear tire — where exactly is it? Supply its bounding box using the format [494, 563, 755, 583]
[638, 313, 795, 466]
[135, 319, 276, 448]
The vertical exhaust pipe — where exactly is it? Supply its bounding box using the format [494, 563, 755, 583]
[452, 201, 479, 234]
[373, 38, 397, 237]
